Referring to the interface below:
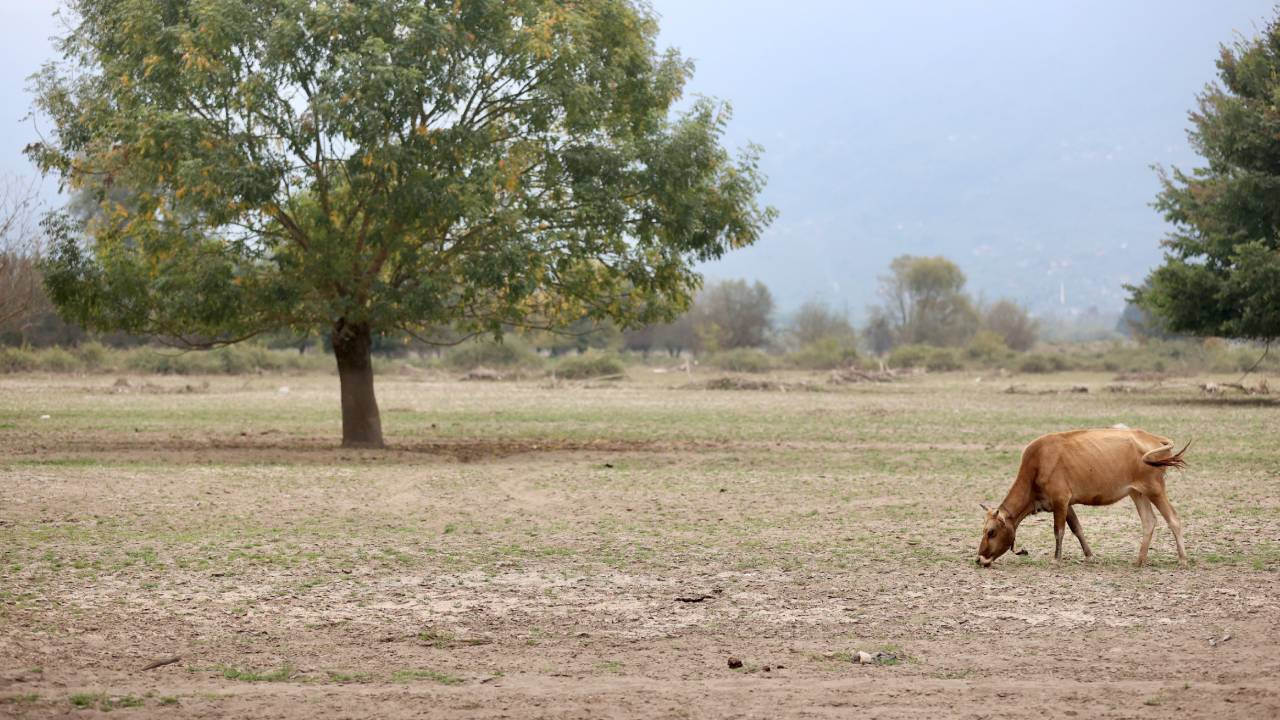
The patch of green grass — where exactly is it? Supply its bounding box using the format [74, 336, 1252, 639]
[390, 668, 463, 685]
[596, 660, 623, 673]
[326, 671, 373, 684]
[0, 693, 40, 704]
[877, 644, 919, 665]
[108, 695, 145, 710]
[11, 458, 103, 467]
[68, 692, 144, 710]
[158, 696, 180, 706]
[417, 628, 456, 648]
[69, 692, 103, 708]
[818, 651, 857, 664]
[216, 664, 295, 682]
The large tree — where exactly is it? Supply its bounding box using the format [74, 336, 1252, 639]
[981, 299, 1037, 352]
[29, 0, 774, 447]
[785, 299, 855, 350]
[1133, 13, 1280, 344]
[690, 278, 773, 350]
[869, 255, 977, 348]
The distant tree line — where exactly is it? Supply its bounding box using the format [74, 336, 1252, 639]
[862, 255, 1036, 356]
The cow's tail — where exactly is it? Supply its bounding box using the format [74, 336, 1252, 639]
[1142, 440, 1192, 469]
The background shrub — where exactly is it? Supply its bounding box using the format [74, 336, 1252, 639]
[705, 348, 774, 373]
[887, 344, 932, 369]
[924, 347, 962, 372]
[554, 352, 627, 379]
[0, 347, 37, 373]
[785, 337, 859, 370]
[443, 338, 542, 370]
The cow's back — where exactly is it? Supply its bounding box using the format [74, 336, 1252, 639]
[1026, 428, 1167, 505]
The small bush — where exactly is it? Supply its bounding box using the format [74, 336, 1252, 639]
[73, 342, 110, 370]
[444, 338, 541, 370]
[706, 348, 774, 373]
[1018, 354, 1051, 373]
[886, 344, 933, 369]
[123, 349, 213, 375]
[966, 330, 1013, 366]
[924, 347, 962, 372]
[37, 347, 82, 373]
[786, 338, 859, 370]
[211, 346, 253, 374]
[554, 352, 626, 379]
[1018, 353, 1070, 373]
[0, 347, 38, 373]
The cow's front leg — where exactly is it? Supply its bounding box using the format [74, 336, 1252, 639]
[1052, 504, 1067, 562]
[1066, 506, 1093, 559]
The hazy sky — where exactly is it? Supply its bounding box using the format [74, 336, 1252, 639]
[3, 2, 1276, 316]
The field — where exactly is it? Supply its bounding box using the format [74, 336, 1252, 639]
[2, 368, 1279, 718]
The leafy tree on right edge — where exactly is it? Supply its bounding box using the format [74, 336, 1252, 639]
[1134, 12, 1280, 345]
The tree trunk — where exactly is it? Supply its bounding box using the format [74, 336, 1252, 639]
[332, 319, 384, 448]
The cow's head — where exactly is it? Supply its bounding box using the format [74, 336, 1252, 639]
[977, 503, 1015, 567]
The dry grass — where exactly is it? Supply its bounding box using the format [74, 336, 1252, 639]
[1, 369, 1278, 718]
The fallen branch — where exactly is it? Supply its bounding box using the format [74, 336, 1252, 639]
[1202, 381, 1270, 396]
[140, 655, 181, 671]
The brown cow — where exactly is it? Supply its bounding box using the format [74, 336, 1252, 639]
[977, 428, 1190, 568]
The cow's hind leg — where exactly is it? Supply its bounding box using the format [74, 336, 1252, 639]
[1066, 506, 1093, 559]
[1151, 490, 1188, 569]
[1052, 504, 1068, 562]
[1132, 492, 1157, 567]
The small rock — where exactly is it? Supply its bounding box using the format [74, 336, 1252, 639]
[762, 665, 771, 672]
[277, 386, 290, 394]
[39, 414, 50, 421]
[856, 651, 875, 664]
[727, 657, 743, 669]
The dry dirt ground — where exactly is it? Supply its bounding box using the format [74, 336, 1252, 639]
[1, 369, 1279, 718]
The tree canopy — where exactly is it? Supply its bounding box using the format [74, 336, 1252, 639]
[867, 255, 978, 348]
[689, 278, 774, 351]
[1133, 12, 1280, 343]
[981, 299, 1037, 352]
[29, 0, 774, 446]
